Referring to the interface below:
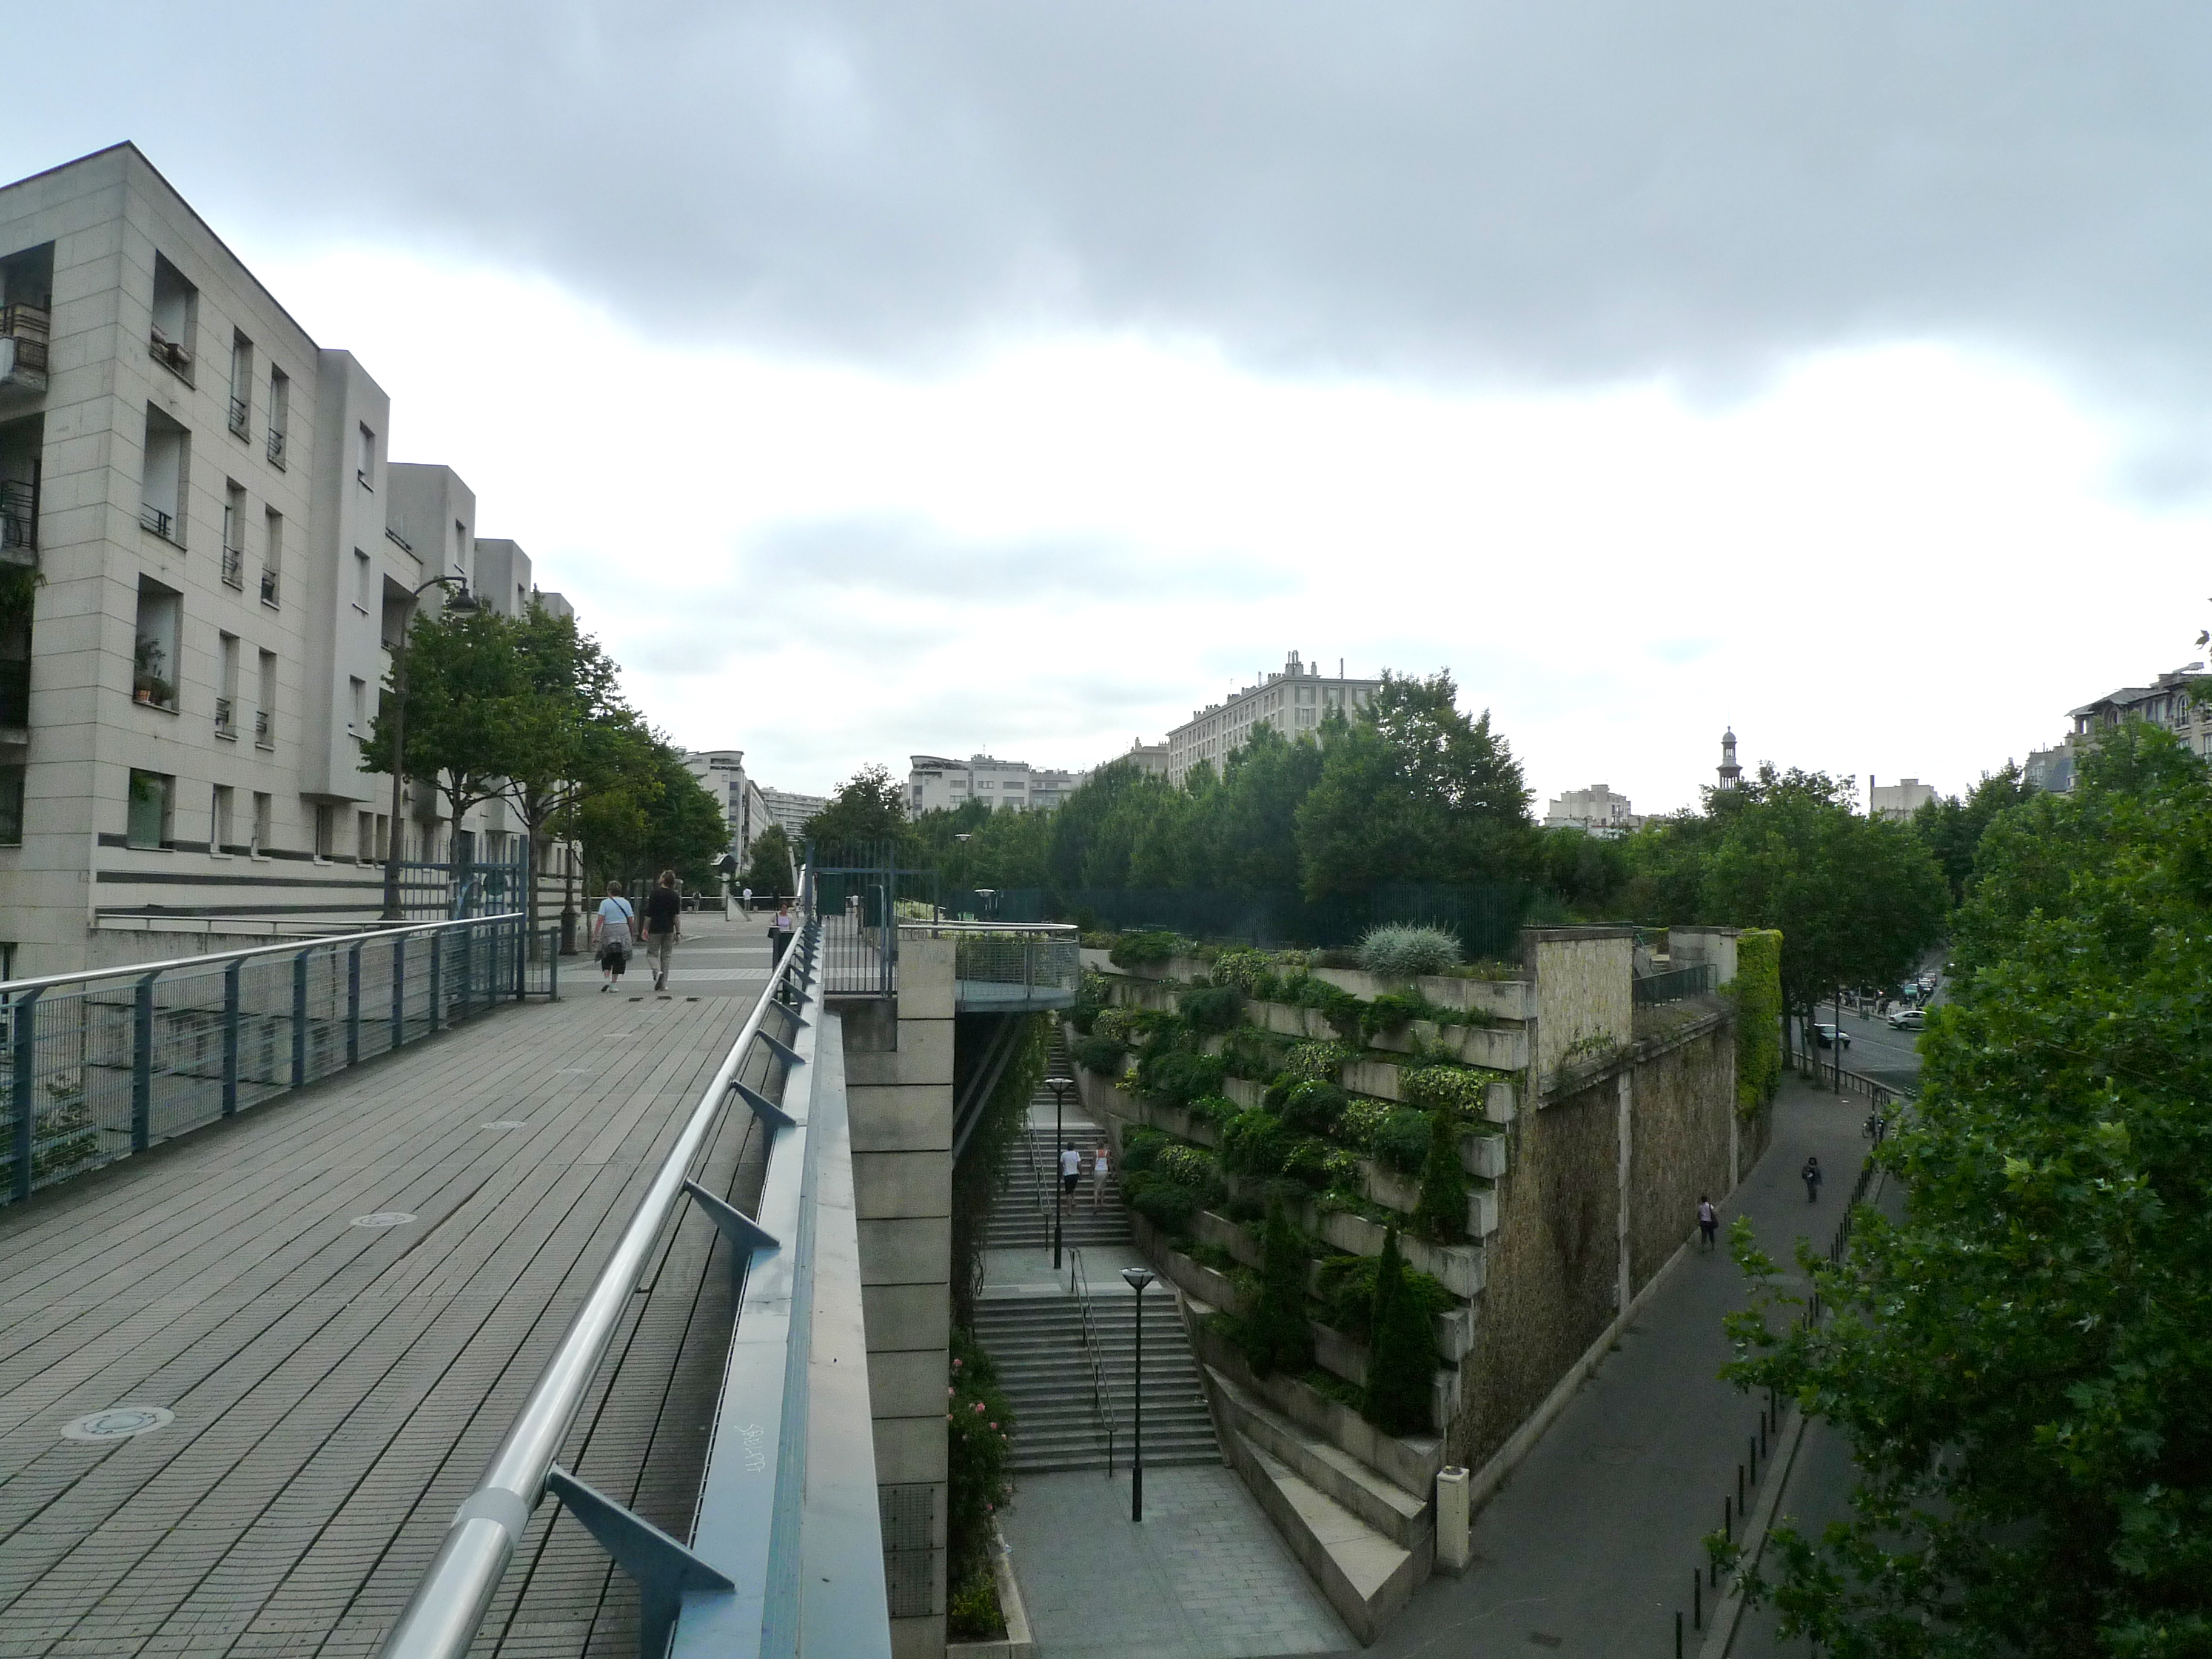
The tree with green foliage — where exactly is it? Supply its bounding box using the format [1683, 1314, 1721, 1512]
[1412, 1109, 1470, 1243]
[1297, 672, 1536, 899]
[742, 823, 796, 898]
[1361, 1228, 1436, 1435]
[1722, 722, 2212, 1657]
[1909, 760, 2036, 906]
[803, 762, 916, 855]
[1240, 1199, 1315, 1378]
[361, 604, 528, 851]
[1542, 826, 1633, 917]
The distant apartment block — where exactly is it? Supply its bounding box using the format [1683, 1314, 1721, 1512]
[682, 748, 769, 860]
[908, 752, 1078, 816]
[2024, 662, 2211, 795]
[1543, 783, 1642, 836]
[1869, 777, 1937, 820]
[759, 786, 826, 839]
[1165, 651, 1379, 784]
[0, 144, 576, 976]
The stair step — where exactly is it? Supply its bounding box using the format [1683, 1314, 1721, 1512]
[1229, 1432, 1425, 1647]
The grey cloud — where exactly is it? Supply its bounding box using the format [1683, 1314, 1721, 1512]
[14, 5, 2212, 432]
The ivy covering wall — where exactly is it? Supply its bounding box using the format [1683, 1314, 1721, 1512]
[1732, 928, 1783, 1113]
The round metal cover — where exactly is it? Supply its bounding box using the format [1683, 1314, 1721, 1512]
[350, 1211, 417, 1228]
[64, 1406, 174, 1442]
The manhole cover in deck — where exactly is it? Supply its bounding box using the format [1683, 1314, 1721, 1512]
[64, 1406, 173, 1442]
[350, 1211, 417, 1228]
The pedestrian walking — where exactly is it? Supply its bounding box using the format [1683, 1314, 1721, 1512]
[1697, 1195, 1718, 1250]
[1091, 1142, 1111, 1213]
[769, 900, 796, 967]
[593, 881, 636, 993]
[741, 885, 753, 913]
[644, 868, 682, 993]
[1801, 1155, 1823, 1204]
[1059, 1144, 1082, 1209]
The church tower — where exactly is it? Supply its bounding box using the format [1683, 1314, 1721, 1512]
[1717, 728, 1742, 792]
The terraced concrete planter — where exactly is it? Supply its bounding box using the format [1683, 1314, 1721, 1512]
[1318, 1209, 1486, 1298]
[1361, 1164, 1500, 1240]
[1309, 967, 1533, 1024]
[947, 1531, 1037, 1659]
[1366, 1017, 1527, 1071]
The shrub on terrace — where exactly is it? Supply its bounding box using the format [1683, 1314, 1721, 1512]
[947, 1327, 1016, 1604]
[1361, 1228, 1439, 1435]
[1238, 1199, 1315, 1378]
[1122, 1173, 1206, 1234]
[1283, 1138, 1359, 1193]
[1154, 1142, 1224, 1199]
[1071, 967, 1110, 1034]
[1315, 1251, 1455, 1341]
[1279, 1079, 1348, 1136]
[1356, 923, 1463, 980]
[1186, 1092, 1242, 1129]
[1281, 1039, 1354, 1085]
[1399, 1064, 1492, 1117]
[1178, 982, 1245, 1033]
[1119, 1124, 1168, 1173]
[1137, 1049, 1227, 1108]
[1071, 1034, 1127, 1076]
[1369, 1107, 1436, 1176]
[1412, 1109, 1470, 1243]
[1221, 1108, 1293, 1178]
[1108, 930, 1184, 968]
[1210, 948, 1279, 997]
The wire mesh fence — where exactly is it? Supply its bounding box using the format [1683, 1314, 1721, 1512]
[3, 916, 555, 1205]
[1632, 964, 1718, 1004]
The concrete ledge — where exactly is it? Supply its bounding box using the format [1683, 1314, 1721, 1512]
[1225, 1430, 1425, 1646]
[948, 1528, 1037, 1659]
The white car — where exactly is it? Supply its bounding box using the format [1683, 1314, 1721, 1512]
[1888, 1008, 1926, 1031]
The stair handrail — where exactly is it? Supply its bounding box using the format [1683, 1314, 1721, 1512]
[1066, 1245, 1116, 1476]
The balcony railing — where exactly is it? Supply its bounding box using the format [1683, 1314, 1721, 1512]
[227, 394, 249, 438]
[254, 707, 272, 745]
[0, 657, 27, 730]
[910, 920, 1082, 1010]
[259, 566, 279, 606]
[221, 542, 244, 587]
[1632, 962, 1718, 1005]
[266, 426, 286, 469]
[0, 303, 48, 379]
[139, 503, 178, 543]
[213, 695, 233, 736]
[148, 327, 192, 379]
[0, 478, 33, 555]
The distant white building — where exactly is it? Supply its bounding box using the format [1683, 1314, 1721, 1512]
[758, 787, 825, 839]
[1869, 777, 1937, 820]
[1165, 651, 1381, 784]
[1544, 784, 1641, 836]
[2019, 662, 2212, 797]
[908, 752, 1074, 817]
[681, 749, 768, 859]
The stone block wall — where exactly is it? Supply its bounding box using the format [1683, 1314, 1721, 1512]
[1524, 928, 1635, 1092]
[1626, 1025, 1735, 1291]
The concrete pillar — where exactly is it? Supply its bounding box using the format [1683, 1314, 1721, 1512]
[1435, 1466, 1472, 1573]
[842, 933, 956, 1659]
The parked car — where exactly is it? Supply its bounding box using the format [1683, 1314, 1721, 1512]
[1812, 1022, 1851, 1048]
[1888, 1008, 1926, 1031]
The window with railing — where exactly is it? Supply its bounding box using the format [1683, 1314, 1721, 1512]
[221, 543, 244, 587]
[149, 254, 196, 383]
[265, 426, 286, 468]
[259, 565, 278, 606]
[0, 478, 33, 554]
[0, 304, 47, 377]
[141, 404, 188, 548]
[227, 395, 249, 439]
[213, 695, 233, 736]
[254, 707, 272, 745]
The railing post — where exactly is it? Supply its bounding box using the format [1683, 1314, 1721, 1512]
[12, 988, 39, 1201]
[221, 961, 241, 1116]
[292, 949, 310, 1087]
[392, 934, 407, 1050]
[429, 930, 443, 1033]
[132, 971, 158, 1153]
[347, 940, 363, 1065]
[458, 921, 474, 1021]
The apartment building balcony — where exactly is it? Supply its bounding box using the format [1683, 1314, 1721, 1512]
[214, 695, 234, 738]
[148, 326, 192, 381]
[254, 707, 272, 747]
[0, 657, 28, 744]
[258, 565, 278, 606]
[221, 541, 244, 588]
[0, 305, 47, 394]
[139, 503, 180, 544]
[266, 427, 286, 469]
[0, 478, 33, 565]
[227, 395, 249, 438]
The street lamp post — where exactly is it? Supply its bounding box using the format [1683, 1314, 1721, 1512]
[1047, 1074, 1074, 1270]
[379, 577, 477, 923]
[1121, 1265, 1155, 1522]
[1834, 984, 1844, 1096]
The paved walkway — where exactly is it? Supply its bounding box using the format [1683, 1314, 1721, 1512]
[1370, 1076, 1873, 1658]
[0, 959, 769, 1657]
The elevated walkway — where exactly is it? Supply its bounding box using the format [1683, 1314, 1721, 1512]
[0, 950, 769, 1654]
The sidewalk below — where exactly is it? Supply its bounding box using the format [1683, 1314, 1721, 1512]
[1370, 1076, 1872, 1657]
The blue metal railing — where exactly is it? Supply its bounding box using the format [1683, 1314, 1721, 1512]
[1, 914, 554, 1205]
[378, 866, 891, 1659]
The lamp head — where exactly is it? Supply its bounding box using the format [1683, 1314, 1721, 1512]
[1047, 1075, 1074, 1094]
[441, 581, 480, 614]
[1121, 1266, 1155, 1293]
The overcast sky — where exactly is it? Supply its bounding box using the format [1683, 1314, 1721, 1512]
[11, 4, 2212, 810]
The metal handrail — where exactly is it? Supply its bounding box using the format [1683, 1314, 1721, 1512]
[1067, 1247, 1116, 1475]
[377, 879, 822, 1659]
[0, 911, 514, 1000]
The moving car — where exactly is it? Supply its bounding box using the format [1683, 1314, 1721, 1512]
[1888, 1008, 1926, 1031]
[1812, 1022, 1851, 1048]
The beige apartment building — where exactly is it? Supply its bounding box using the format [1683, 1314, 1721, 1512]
[0, 144, 570, 977]
[1164, 650, 1381, 783]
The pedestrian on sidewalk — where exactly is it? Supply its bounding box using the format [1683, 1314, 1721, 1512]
[644, 868, 682, 993]
[1697, 1195, 1718, 1250]
[593, 881, 635, 993]
[769, 900, 796, 967]
[1801, 1155, 1823, 1204]
[1059, 1144, 1081, 1208]
[1091, 1141, 1111, 1213]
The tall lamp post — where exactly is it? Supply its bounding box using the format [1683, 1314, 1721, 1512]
[379, 576, 477, 922]
[1047, 1073, 1074, 1270]
[1121, 1265, 1155, 1521]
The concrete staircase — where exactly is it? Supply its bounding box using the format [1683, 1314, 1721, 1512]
[982, 1123, 1128, 1250]
[976, 1294, 1222, 1475]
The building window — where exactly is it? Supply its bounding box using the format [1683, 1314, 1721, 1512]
[127, 769, 173, 848]
[216, 632, 240, 737]
[374, 813, 389, 862]
[256, 649, 276, 748]
[261, 508, 283, 606]
[357, 424, 376, 488]
[251, 791, 271, 856]
[313, 803, 335, 860]
[221, 481, 247, 588]
[132, 579, 181, 709]
[354, 549, 372, 612]
[227, 333, 253, 437]
[266, 366, 289, 468]
[357, 811, 374, 862]
[0, 763, 21, 846]
[348, 675, 366, 736]
[149, 253, 196, 381]
[140, 405, 189, 544]
[212, 784, 236, 853]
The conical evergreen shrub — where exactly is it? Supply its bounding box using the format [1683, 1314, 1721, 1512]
[1412, 1108, 1469, 1243]
[1362, 1227, 1438, 1435]
[1240, 1199, 1314, 1378]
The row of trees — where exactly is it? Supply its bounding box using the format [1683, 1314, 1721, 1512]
[364, 603, 728, 933]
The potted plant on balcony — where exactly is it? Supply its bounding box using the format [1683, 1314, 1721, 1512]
[133, 636, 170, 706]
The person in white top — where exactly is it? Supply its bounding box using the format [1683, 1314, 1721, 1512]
[1697, 1195, 1718, 1251]
[1059, 1144, 1082, 1208]
[1091, 1142, 1111, 1213]
[592, 880, 636, 993]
